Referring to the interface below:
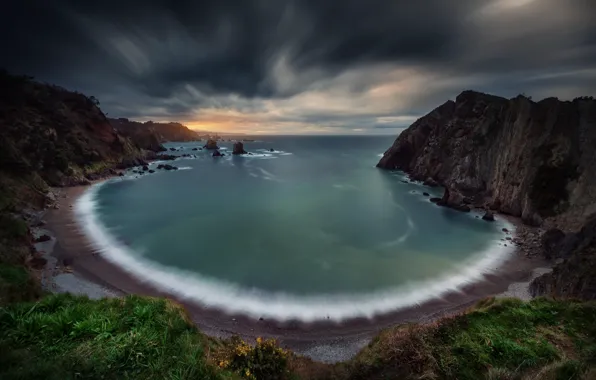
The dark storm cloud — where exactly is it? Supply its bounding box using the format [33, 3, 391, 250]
[1, 0, 595, 133]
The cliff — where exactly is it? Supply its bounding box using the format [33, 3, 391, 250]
[377, 91, 596, 230]
[110, 118, 199, 151]
[0, 71, 149, 189]
[530, 213, 596, 300]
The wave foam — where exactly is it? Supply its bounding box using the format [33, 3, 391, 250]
[75, 181, 515, 322]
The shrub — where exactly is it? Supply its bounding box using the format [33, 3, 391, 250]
[220, 336, 288, 380]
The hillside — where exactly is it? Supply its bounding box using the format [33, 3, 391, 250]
[110, 118, 199, 151]
[377, 91, 596, 231]
[0, 71, 149, 189]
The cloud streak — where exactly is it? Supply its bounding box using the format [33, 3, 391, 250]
[2, 0, 595, 134]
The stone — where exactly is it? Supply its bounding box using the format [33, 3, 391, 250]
[35, 234, 51, 243]
[148, 170, 155, 173]
[212, 150, 223, 157]
[192, 147, 198, 151]
[423, 192, 430, 196]
[423, 177, 439, 187]
[429, 197, 442, 203]
[270, 148, 275, 152]
[232, 141, 247, 155]
[482, 211, 495, 222]
[502, 228, 509, 233]
[204, 139, 219, 150]
[437, 187, 471, 212]
[142, 165, 148, 171]
[169, 147, 176, 151]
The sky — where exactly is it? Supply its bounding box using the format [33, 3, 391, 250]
[2, 0, 595, 135]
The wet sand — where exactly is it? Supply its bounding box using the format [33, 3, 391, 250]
[43, 183, 551, 363]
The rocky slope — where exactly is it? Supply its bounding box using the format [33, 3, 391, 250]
[377, 91, 596, 230]
[530, 213, 596, 300]
[110, 118, 199, 151]
[0, 71, 150, 188]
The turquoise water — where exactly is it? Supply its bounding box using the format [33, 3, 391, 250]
[80, 136, 513, 320]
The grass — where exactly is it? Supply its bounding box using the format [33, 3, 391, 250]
[329, 297, 596, 380]
[0, 295, 594, 380]
[0, 294, 238, 380]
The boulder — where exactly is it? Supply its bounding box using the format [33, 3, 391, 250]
[482, 211, 495, 222]
[35, 234, 51, 243]
[429, 197, 442, 203]
[204, 139, 219, 150]
[192, 148, 198, 151]
[437, 188, 471, 212]
[148, 170, 155, 173]
[212, 150, 223, 157]
[423, 177, 439, 187]
[423, 192, 430, 196]
[169, 147, 176, 151]
[142, 165, 148, 171]
[232, 142, 247, 155]
[270, 148, 275, 152]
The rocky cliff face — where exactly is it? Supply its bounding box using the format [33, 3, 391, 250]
[377, 91, 596, 230]
[110, 118, 199, 150]
[0, 72, 148, 188]
[530, 214, 596, 300]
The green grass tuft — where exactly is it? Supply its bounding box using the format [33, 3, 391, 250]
[0, 294, 237, 380]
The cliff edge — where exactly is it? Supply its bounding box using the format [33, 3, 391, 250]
[377, 91, 596, 230]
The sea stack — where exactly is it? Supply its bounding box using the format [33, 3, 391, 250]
[204, 139, 219, 150]
[232, 142, 247, 155]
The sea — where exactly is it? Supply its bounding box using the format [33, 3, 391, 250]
[75, 135, 514, 321]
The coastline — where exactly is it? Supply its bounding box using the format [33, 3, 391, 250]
[40, 179, 553, 363]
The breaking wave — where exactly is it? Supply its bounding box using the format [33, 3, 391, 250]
[75, 181, 515, 322]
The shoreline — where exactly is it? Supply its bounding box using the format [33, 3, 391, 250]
[40, 180, 552, 363]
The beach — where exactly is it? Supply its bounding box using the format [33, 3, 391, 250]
[38, 181, 553, 363]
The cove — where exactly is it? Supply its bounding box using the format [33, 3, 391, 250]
[76, 135, 514, 321]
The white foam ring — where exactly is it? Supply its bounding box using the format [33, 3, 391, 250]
[76, 181, 516, 322]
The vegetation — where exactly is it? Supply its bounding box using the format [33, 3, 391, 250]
[337, 297, 596, 380]
[217, 337, 289, 379]
[0, 294, 237, 379]
[0, 287, 594, 380]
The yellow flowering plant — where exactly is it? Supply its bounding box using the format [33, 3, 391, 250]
[220, 336, 288, 379]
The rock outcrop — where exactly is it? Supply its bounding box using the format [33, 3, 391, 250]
[531, 214, 596, 300]
[110, 118, 199, 151]
[204, 139, 219, 150]
[377, 91, 596, 230]
[232, 142, 247, 155]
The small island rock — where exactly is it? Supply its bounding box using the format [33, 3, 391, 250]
[232, 142, 247, 155]
[204, 139, 219, 150]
